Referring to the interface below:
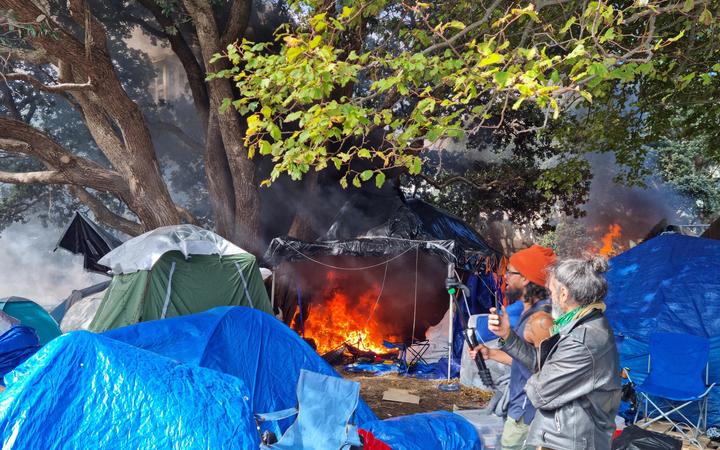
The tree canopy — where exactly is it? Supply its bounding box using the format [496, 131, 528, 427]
[1, 0, 718, 250]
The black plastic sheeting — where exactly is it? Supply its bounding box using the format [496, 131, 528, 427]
[611, 426, 682, 450]
[265, 196, 501, 268]
[55, 212, 123, 274]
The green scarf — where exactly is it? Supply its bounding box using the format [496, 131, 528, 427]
[551, 306, 581, 335]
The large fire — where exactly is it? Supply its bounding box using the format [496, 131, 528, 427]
[299, 287, 396, 355]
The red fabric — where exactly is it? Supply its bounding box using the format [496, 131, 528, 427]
[613, 428, 623, 439]
[509, 244, 557, 286]
[358, 429, 392, 450]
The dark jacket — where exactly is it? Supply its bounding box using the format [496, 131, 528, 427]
[500, 309, 622, 450]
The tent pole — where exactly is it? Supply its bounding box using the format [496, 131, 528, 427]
[271, 265, 276, 308]
[447, 262, 454, 382]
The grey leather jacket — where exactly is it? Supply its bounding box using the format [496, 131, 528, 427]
[500, 309, 622, 450]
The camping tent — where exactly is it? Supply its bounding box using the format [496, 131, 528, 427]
[605, 233, 720, 426]
[0, 331, 259, 449]
[0, 297, 61, 345]
[89, 225, 272, 332]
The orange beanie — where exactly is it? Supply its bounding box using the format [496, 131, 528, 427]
[509, 245, 557, 286]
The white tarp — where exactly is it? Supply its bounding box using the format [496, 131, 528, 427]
[60, 294, 105, 332]
[416, 307, 451, 364]
[98, 225, 246, 274]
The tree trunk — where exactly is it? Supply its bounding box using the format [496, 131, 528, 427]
[183, 0, 262, 252]
[204, 111, 236, 238]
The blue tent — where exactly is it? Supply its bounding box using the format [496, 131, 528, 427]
[605, 233, 720, 426]
[0, 331, 259, 449]
[0, 297, 61, 345]
[103, 306, 378, 433]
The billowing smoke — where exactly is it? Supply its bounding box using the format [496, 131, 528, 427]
[0, 222, 106, 309]
[580, 152, 695, 246]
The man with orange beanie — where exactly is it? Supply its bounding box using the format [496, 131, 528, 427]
[470, 245, 556, 450]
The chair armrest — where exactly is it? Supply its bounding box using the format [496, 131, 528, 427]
[255, 407, 298, 423]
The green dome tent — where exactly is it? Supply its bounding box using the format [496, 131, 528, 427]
[89, 225, 272, 332]
[0, 297, 62, 344]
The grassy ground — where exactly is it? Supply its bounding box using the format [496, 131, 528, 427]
[342, 370, 493, 419]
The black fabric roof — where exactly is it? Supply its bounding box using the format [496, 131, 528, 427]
[55, 212, 122, 274]
[265, 193, 501, 268]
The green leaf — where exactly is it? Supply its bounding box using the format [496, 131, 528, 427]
[560, 17, 576, 34]
[341, 6, 354, 18]
[478, 53, 504, 67]
[682, 0, 694, 12]
[259, 140, 272, 155]
[340, 177, 348, 189]
[511, 98, 524, 110]
[261, 105, 273, 118]
[360, 170, 374, 181]
[580, 90, 593, 103]
[494, 71, 511, 87]
[219, 97, 232, 114]
[666, 29, 685, 44]
[270, 124, 282, 140]
[358, 149, 372, 158]
[446, 20, 466, 30]
[284, 111, 303, 123]
[566, 43, 586, 59]
[309, 36, 322, 50]
[352, 175, 361, 188]
[375, 172, 386, 188]
[286, 47, 304, 62]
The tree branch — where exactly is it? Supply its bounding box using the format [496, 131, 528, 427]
[69, 186, 144, 236]
[149, 120, 204, 152]
[222, 0, 252, 44]
[2, 72, 92, 93]
[0, 169, 66, 184]
[0, 118, 129, 194]
[421, 0, 503, 56]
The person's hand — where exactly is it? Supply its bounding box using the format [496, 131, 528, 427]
[468, 344, 491, 360]
[488, 306, 511, 340]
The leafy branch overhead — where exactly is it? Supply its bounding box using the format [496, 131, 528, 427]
[210, 0, 718, 189]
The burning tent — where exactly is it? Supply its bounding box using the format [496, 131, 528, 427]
[265, 192, 503, 374]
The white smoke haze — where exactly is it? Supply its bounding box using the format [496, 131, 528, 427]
[0, 221, 106, 310]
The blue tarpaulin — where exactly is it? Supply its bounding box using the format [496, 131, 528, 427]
[0, 307, 481, 449]
[0, 325, 39, 383]
[605, 233, 720, 426]
[103, 306, 378, 433]
[0, 331, 259, 449]
[361, 411, 482, 450]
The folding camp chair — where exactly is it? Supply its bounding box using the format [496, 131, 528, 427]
[255, 369, 363, 450]
[625, 332, 715, 449]
[383, 339, 429, 373]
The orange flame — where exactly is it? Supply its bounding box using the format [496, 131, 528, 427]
[599, 224, 622, 256]
[300, 287, 396, 355]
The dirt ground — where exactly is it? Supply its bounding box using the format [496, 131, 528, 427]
[342, 370, 493, 419]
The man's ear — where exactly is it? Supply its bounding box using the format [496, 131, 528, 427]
[521, 276, 530, 287]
